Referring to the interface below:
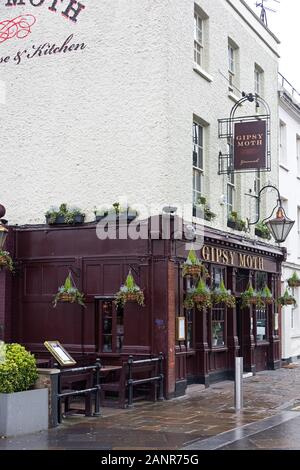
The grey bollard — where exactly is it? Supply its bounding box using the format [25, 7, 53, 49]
[234, 357, 243, 412]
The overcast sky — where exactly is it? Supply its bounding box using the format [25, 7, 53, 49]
[244, 0, 300, 91]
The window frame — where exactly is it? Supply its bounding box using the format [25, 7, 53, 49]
[194, 12, 204, 67]
[211, 266, 227, 350]
[193, 121, 204, 205]
[100, 300, 124, 354]
[279, 120, 287, 165]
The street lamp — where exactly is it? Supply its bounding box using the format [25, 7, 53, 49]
[0, 204, 8, 250]
[248, 185, 295, 244]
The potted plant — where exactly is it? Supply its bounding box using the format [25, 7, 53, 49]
[277, 288, 297, 307]
[212, 279, 236, 308]
[94, 202, 138, 223]
[184, 278, 212, 310]
[115, 271, 145, 307]
[46, 203, 85, 225]
[193, 196, 216, 222]
[260, 286, 273, 305]
[0, 343, 48, 437]
[240, 283, 264, 309]
[227, 211, 247, 232]
[0, 250, 14, 272]
[287, 272, 300, 288]
[212, 322, 223, 347]
[53, 273, 85, 307]
[255, 221, 272, 240]
[182, 249, 209, 278]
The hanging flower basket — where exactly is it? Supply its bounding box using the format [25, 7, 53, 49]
[182, 249, 209, 279]
[260, 286, 274, 305]
[287, 272, 300, 288]
[240, 283, 262, 309]
[53, 273, 85, 307]
[277, 289, 297, 307]
[115, 271, 145, 308]
[184, 278, 212, 310]
[212, 279, 236, 308]
[0, 250, 14, 272]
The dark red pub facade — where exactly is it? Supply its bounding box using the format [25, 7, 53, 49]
[0, 216, 284, 399]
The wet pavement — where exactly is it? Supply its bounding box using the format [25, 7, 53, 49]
[1, 364, 300, 450]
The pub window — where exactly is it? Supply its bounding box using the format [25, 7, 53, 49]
[193, 121, 204, 206]
[254, 64, 264, 96]
[296, 135, 300, 177]
[254, 170, 261, 221]
[186, 309, 194, 349]
[194, 11, 204, 67]
[101, 300, 124, 353]
[255, 272, 268, 342]
[212, 307, 225, 348]
[212, 266, 226, 288]
[228, 39, 239, 93]
[211, 266, 226, 348]
[297, 206, 300, 258]
[256, 307, 267, 341]
[227, 170, 235, 217]
[279, 120, 287, 165]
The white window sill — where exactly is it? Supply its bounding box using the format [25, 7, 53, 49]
[228, 91, 241, 103]
[280, 163, 289, 172]
[193, 64, 213, 83]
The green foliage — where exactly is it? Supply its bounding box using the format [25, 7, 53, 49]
[184, 278, 212, 310]
[53, 273, 85, 307]
[186, 249, 199, 265]
[228, 212, 247, 232]
[240, 283, 260, 309]
[182, 249, 209, 278]
[0, 343, 38, 394]
[94, 203, 138, 218]
[195, 196, 216, 221]
[277, 288, 297, 306]
[46, 203, 85, 225]
[212, 279, 236, 308]
[115, 271, 145, 308]
[287, 272, 300, 287]
[261, 286, 272, 299]
[255, 221, 272, 240]
[0, 250, 14, 272]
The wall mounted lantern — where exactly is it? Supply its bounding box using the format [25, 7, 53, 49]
[248, 185, 295, 244]
[0, 205, 8, 250]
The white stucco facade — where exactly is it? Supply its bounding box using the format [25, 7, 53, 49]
[0, 0, 279, 229]
[278, 76, 300, 360]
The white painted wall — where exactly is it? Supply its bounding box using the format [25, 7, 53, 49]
[279, 82, 300, 360]
[0, 0, 279, 229]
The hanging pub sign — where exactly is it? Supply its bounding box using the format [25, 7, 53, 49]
[218, 93, 271, 175]
[234, 120, 267, 171]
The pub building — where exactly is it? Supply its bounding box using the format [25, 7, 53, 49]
[1, 214, 284, 399]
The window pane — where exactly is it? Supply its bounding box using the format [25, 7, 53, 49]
[256, 308, 267, 341]
[212, 309, 225, 347]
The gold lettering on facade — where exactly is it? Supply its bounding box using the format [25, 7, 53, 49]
[200, 246, 264, 271]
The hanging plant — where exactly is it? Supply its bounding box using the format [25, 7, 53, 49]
[0, 250, 14, 272]
[182, 249, 209, 278]
[53, 273, 85, 307]
[184, 278, 212, 310]
[240, 283, 264, 309]
[277, 288, 297, 307]
[212, 279, 236, 308]
[260, 286, 273, 305]
[287, 272, 300, 288]
[115, 271, 145, 308]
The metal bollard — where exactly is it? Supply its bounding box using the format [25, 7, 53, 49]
[234, 357, 243, 412]
[127, 356, 134, 407]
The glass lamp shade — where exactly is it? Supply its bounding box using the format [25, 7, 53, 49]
[0, 224, 8, 250]
[266, 208, 295, 244]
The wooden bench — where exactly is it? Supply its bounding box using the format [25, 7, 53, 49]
[100, 354, 164, 408]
